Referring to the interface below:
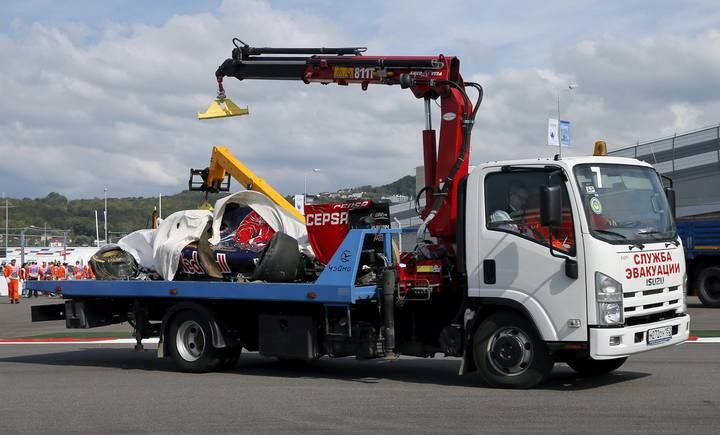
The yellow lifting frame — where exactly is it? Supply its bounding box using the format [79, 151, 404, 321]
[206, 146, 305, 223]
[197, 98, 249, 120]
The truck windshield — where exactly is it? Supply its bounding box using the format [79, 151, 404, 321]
[573, 164, 676, 244]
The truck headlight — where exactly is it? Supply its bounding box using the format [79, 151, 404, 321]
[596, 272, 623, 325]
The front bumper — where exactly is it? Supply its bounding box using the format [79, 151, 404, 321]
[589, 314, 690, 359]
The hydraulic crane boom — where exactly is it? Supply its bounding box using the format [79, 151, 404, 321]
[207, 39, 482, 243]
[189, 146, 305, 222]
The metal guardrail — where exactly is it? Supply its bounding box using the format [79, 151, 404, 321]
[610, 124, 720, 217]
[610, 124, 720, 180]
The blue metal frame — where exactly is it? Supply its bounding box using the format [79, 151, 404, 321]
[26, 229, 411, 304]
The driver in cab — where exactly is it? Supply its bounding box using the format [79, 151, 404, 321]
[490, 181, 575, 253]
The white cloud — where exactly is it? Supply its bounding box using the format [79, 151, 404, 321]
[1, 0, 720, 199]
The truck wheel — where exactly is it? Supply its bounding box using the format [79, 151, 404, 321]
[473, 312, 553, 389]
[696, 266, 720, 308]
[252, 232, 300, 282]
[169, 310, 221, 373]
[566, 356, 627, 376]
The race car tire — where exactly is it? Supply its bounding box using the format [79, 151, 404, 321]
[90, 244, 139, 280]
[252, 232, 300, 282]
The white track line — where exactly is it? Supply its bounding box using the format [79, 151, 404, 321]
[0, 338, 160, 345]
[685, 337, 720, 343]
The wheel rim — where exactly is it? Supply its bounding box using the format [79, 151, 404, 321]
[486, 326, 533, 376]
[176, 320, 206, 362]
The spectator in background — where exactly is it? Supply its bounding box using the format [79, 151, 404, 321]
[39, 261, 47, 280]
[49, 261, 57, 280]
[4, 259, 20, 304]
[85, 262, 95, 280]
[57, 262, 67, 280]
[26, 261, 39, 297]
[73, 261, 84, 280]
[19, 262, 28, 297]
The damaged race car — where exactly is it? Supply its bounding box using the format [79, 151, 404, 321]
[90, 191, 390, 284]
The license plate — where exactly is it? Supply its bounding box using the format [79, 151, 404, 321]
[647, 326, 672, 345]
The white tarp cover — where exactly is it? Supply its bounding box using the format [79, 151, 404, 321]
[117, 228, 158, 270]
[151, 209, 212, 281]
[117, 191, 311, 281]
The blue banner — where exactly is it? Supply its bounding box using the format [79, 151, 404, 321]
[560, 120, 571, 147]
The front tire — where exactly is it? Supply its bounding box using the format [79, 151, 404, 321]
[473, 312, 553, 389]
[696, 266, 720, 308]
[566, 356, 627, 376]
[169, 310, 222, 373]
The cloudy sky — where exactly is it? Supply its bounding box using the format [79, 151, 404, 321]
[1, 0, 719, 199]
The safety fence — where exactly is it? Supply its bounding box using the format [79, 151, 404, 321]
[609, 124, 720, 180]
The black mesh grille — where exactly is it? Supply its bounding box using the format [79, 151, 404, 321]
[625, 310, 681, 327]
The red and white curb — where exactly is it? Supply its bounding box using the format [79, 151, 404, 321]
[0, 338, 160, 345]
[684, 336, 720, 343]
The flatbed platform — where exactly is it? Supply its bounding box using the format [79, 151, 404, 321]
[26, 228, 406, 304]
[26, 279, 376, 304]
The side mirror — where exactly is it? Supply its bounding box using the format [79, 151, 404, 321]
[540, 185, 562, 227]
[664, 187, 676, 220]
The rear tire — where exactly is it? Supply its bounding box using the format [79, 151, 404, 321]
[566, 356, 627, 376]
[168, 310, 222, 373]
[473, 312, 553, 389]
[252, 232, 300, 282]
[696, 266, 720, 308]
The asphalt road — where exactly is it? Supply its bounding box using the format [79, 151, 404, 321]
[0, 297, 717, 434]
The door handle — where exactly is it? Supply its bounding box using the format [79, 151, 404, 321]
[483, 259, 496, 284]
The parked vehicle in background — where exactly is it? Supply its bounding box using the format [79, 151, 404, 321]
[677, 217, 720, 307]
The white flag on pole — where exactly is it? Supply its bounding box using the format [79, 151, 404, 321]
[294, 194, 305, 215]
[548, 118, 559, 146]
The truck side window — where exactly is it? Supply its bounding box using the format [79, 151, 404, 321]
[485, 171, 576, 256]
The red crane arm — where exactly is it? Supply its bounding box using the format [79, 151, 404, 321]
[214, 39, 480, 242]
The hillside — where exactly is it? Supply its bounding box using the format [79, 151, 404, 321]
[4, 176, 414, 246]
[349, 175, 416, 198]
[5, 191, 226, 246]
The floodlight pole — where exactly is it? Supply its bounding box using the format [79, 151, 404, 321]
[557, 94, 562, 159]
[2, 192, 13, 255]
[20, 228, 26, 266]
[304, 168, 321, 208]
[104, 188, 108, 245]
[557, 84, 577, 159]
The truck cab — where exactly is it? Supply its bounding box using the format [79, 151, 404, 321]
[464, 156, 689, 382]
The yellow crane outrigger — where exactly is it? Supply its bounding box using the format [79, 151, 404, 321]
[189, 145, 305, 223]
